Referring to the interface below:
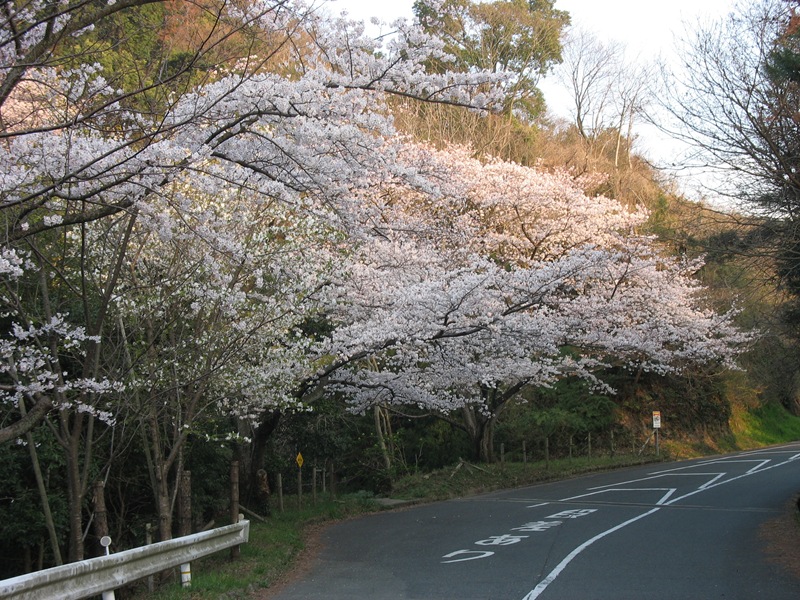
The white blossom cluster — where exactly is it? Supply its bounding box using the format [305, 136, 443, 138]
[0, 315, 122, 424]
[1, 0, 503, 238]
[318, 144, 753, 415]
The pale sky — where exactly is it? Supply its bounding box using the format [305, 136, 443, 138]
[326, 0, 741, 202]
[326, 0, 737, 57]
[326, 0, 738, 103]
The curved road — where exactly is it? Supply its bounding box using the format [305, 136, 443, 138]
[266, 444, 800, 599]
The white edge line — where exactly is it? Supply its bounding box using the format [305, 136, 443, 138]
[521, 507, 661, 600]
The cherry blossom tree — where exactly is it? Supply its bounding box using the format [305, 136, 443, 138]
[0, 0, 505, 439]
[0, 0, 508, 559]
[318, 145, 750, 461]
[109, 181, 338, 541]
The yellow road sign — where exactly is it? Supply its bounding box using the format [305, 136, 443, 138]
[296, 452, 304, 468]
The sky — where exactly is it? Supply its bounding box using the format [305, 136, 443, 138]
[325, 0, 738, 59]
[325, 0, 742, 202]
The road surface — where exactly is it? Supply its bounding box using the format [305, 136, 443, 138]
[266, 444, 800, 599]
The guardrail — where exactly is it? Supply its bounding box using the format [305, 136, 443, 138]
[0, 519, 250, 600]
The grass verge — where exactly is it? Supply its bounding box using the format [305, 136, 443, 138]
[128, 492, 382, 599]
[735, 402, 800, 446]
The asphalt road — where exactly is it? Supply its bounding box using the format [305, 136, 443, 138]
[266, 444, 800, 599]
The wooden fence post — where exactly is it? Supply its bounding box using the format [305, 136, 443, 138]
[277, 473, 284, 513]
[178, 471, 191, 538]
[312, 466, 318, 506]
[93, 481, 109, 557]
[610, 429, 615, 457]
[297, 466, 302, 510]
[545, 437, 550, 469]
[230, 461, 240, 560]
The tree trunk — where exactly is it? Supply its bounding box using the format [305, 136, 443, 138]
[148, 407, 173, 542]
[461, 383, 522, 463]
[479, 421, 495, 463]
[156, 478, 172, 542]
[20, 399, 62, 566]
[62, 411, 89, 563]
[374, 405, 392, 472]
[246, 410, 281, 506]
[461, 406, 495, 463]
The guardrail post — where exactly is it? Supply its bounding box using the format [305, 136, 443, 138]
[99, 536, 114, 599]
[180, 562, 191, 588]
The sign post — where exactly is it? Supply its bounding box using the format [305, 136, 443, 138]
[296, 452, 304, 508]
[652, 411, 661, 456]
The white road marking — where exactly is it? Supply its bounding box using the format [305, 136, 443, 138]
[561, 487, 676, 505]
[698, 473, 726, 489]
[521, 508, 661, 600]
[588, 472, 725, 490]
[745, 460, 772, 474]
[520, 446, 800, 599]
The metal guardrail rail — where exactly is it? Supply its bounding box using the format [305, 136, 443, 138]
[0, 519, 250, 600]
